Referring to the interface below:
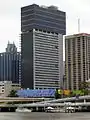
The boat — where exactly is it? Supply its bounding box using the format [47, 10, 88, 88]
[45, 106, 65, 113]
[16, 107, 32, 112]
[65, 106, 75, 113]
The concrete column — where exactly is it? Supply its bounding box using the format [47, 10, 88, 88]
[44, 106, 46, 111]
[84, 99, 86, 103]
[36, 107, 38, 111]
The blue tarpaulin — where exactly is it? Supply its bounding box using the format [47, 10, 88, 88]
[17, 89, 55, 98]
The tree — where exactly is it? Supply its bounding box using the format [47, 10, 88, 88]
[8, 90, 18, 97]
[80, 82, 88, 89]
[80, 81, 89, 95]
[55, 89, 61, 99]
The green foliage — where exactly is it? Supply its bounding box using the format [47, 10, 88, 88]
[55, 87, 89, 99]
[8, 90, 18, 97]
[72, 90, 84, 96]
[80, 82, 88, 89]
[81, 89, 88, 95]
[55, 89, 61, 99]
[80, 81, 89, 95]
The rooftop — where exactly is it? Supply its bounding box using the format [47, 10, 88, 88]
[65, 33, 90, 39]
[21, 4, 65, 13]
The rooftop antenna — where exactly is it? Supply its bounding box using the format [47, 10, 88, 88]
[8, 41, 10, 44]
[78, 18, 80, 33]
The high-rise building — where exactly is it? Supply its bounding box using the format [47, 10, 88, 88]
[21, 4, 66, 89]
[65, 33, 90, 90]
[21, 4, 66, 35]
[0, 42, 21, 84]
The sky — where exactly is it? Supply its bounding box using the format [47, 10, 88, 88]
[0, 0, 90, 60]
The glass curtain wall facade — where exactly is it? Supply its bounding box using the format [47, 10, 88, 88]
[0, 43, 21, 84]
[21, 4, 66, 35]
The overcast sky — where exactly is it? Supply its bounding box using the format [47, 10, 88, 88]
[0, 0, 90, 59]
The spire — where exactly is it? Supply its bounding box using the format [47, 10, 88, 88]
[6, 41, 17, 53]
[8, 41, 10, 45]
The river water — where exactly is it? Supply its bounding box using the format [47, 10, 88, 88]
[0, 112, 90, 120]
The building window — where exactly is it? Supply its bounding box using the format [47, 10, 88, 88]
[55, 45, 58, 49]
[2, 87, 4, 89]
[55, 64, 58, 68]
[2, 90, 4, 92]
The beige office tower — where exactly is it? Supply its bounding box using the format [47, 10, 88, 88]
[65, 33, 90, 90]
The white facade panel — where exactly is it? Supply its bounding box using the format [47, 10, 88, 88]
[33, 30, 63, 89]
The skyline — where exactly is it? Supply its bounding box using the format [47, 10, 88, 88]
[0, 0, 90, 60]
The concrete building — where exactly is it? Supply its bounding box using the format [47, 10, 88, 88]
[0, 81, 21, 97]
[21, 4, 66, 89]
[63, 61, 65, 75]
[65, 33, 90, 90]
[0, 42, 21, 84]
[62, 61, 66, 89]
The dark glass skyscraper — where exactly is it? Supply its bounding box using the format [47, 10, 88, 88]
[21, 4, 66, 89]
[0, 42, 21, 84]
[21, 4, 66, 34]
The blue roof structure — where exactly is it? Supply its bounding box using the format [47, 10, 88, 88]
[17, 89, 55, 98]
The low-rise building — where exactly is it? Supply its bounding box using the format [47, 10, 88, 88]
[0, 81, 21, 97]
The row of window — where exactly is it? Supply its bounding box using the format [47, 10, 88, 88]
[22, 24, 65, 34]
[22, 21, 65, 31]
[35, 74, 59, 77]
[35, 63, 59, 67]
[22, 13, 65, 25]
[35, 46, 58, 51]
[35, 64, 59, 71]
[35, 84, 59, 87]
[35, 37, 58, 43]
[35, 61, 59, 67]
[35, 31, 58, 38]
[35, 57, 58, 62]
[35, 82, 59, 86]
[35, 77, 59, 81]
[21, 8, 65, 19]
[35, 69, 59, 73]
[35, 40, 58, 47]
[35, 52, 58, 58]
[22, 18, 65, 29]
[22, 23, 65, 31]
[35, 71, 59, 75]
[35, 53, 58, 58]
[35, 67, 58, 71]
[35, 42, 58, 47]
[35, 58, 58, 62]
[35, 75, 59, 79]
[35, 49, 58, 54]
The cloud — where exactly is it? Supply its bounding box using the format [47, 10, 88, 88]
[0, 0, 89, 53]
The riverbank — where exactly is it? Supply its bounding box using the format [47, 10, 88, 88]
[0, 112, 90, 120]
[0, 106, 90, 112]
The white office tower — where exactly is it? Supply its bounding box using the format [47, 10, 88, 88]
[33, 29, 63, 89]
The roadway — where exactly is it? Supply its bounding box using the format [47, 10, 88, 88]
[0, 97, 50, 102]
[39, 95, 90, 103]
[18, 102, 90, 107]
[0, 95, 90, 103]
